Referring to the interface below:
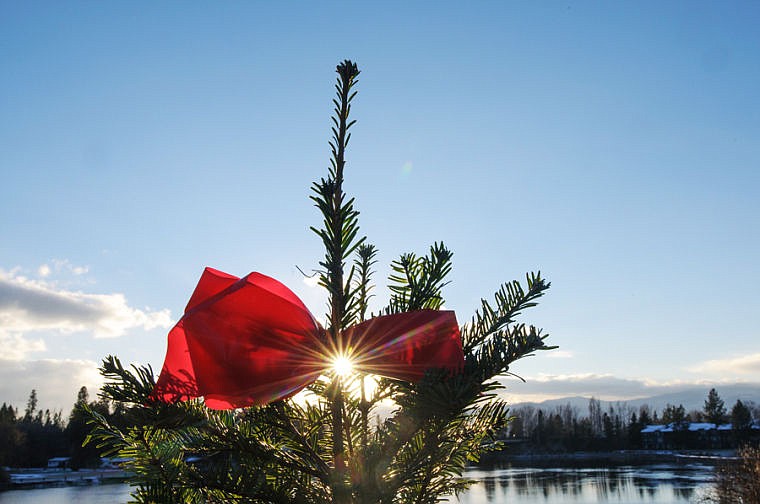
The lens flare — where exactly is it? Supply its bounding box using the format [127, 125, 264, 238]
[332, 355, 354, 378]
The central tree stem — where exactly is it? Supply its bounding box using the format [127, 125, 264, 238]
[327, 60, 359, 504]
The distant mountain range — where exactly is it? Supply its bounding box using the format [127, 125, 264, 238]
[511, 383, 760, 416]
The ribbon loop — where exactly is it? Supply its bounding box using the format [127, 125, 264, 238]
[151, 268, 463, 410]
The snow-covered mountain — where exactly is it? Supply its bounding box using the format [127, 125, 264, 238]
[510, 383, 760, 416]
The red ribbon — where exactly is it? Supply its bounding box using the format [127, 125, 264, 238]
[150, 267, 464, 409]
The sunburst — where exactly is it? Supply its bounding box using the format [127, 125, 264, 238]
[331, 354, 355, 378]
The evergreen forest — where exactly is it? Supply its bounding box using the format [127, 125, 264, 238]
[0, 387, 126, 470]
[2, 386, 756, 471]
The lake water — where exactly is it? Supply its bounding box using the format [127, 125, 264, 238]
[449, 463, 716, 503]
[0, 484, 133, 504]
[0, 463, 715, 503]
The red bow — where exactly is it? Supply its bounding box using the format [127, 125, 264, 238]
[150, 267, 464, 409]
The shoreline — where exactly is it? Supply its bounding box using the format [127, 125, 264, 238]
[1, 468, 128, 492]
[2, 450, 733, 492]
[478, 448, 737, 467]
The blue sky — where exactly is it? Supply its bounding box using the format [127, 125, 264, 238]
[1, 1, 759, 413]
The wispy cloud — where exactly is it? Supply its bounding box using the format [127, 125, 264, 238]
[37, 259, 89, 279]
[0, 332, 46, 360]
[0, 268, 172, 341]
[688, 353, 760, 377]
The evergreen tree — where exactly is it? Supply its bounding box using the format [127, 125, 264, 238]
[662, 403, 687, 428]
[731, 399, 752, 443]
[84, 60, 554, 503]
[638, 405, 651, 426]
[23, 389, 37, 423]
[68, 386, 105, 468]
[15, 391, 66, 467]
[661, 403, 688, 449]
[731, 399, 752, 429]
[0, 403, 23, 467]
[703, 388, 727, 427]
[77, 385, 89, 405]
[627, 412, 641, 448]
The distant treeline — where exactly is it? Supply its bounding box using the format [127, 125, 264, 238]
[502, 388, 760, 452]
[2, 386, 758, 469]
[0, 387, 129, 469]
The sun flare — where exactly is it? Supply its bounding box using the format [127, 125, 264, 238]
[332, 355, 355, 378]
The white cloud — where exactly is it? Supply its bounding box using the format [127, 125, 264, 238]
[37, 260, 88, 279]
[688, 353, 760, 377]
[0, 269, 172, 340]
[0, 358, 103, 416]
[50, 258, 89, 276]
[0, 332, 46, 360]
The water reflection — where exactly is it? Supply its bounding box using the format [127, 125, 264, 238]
[0, 484, 132, 504]
[0, 464, 715, 504]
[455, 463, 714, 503]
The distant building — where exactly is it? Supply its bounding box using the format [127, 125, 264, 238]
[99, 457, 132, 469]
[46, 457, 71, 469]
[641, 421, 760, 450]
